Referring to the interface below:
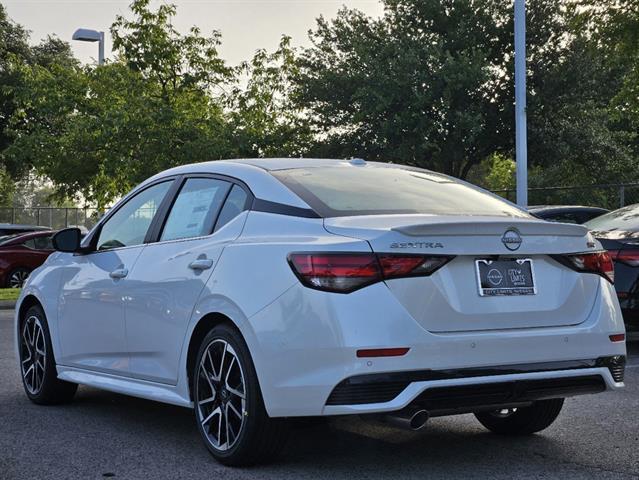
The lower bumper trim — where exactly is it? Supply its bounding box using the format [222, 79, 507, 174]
[326, 357, 621, 406]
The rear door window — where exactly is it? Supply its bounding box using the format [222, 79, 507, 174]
[160, 178, 231, 242]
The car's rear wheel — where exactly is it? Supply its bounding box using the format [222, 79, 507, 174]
[474, 398, 564, 435]
[8, 267, 30, 288]
[19, 305, 77, 404]
[193, 324, 288, 466]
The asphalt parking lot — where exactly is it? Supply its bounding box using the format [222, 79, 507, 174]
[1, 309, 638, 480]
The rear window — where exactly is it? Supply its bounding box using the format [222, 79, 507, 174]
[584, 204, 639, 232]
[272, 166, 528, 218]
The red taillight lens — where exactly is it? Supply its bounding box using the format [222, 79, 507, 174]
[555, 251, 615, 284]
[288, 253, 453, 293]
[288, 253, 381, 293]
[378, 255, 452, 279]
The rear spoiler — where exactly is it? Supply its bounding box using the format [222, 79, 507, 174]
[392, 219, 588, 237]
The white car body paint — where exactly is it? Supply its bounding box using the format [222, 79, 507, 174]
[15, 159, 626, 417]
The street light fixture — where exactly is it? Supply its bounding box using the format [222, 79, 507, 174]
[72, 28, 105, 65]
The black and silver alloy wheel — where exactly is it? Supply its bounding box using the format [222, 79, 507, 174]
[19, 304, 77, 404]
[193, 325, 288, 466]
[196, 339, 247, 452]
[20, 315, 46, 395]
[9, 268, 30, 288]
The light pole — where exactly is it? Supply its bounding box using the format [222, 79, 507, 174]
[72, 28, 105, 65]
[514, 0, 527, 207]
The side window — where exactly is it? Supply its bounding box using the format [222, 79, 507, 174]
[97, 181, 172, 250]
[33, 235, 54, 250]
[214, 185, 249, 232]
[160, 178, 231, 242]
[22, 239, 36, 249]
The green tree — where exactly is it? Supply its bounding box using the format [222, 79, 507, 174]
[6, 0, 234, 208]
[0, 4, 78, 204]
[296, 0, 638, 186]
[227, 36, 312, 158]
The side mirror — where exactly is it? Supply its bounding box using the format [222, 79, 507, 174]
[52, 228, 83, 253]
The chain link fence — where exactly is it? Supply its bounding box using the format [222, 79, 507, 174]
[0, 207, 105, 230]
[492, 183, 639, 210]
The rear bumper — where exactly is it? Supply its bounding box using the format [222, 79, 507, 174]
[247, 279, 626, 418]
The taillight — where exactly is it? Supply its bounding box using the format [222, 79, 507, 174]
[553, 251, 614, 284]
[288, 253, 453, 293]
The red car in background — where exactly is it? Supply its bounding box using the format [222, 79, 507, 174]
[0, 230, 56, 288]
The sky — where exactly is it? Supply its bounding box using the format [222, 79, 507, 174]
[4, 0, 385, 66]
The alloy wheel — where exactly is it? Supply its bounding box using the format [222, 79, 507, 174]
[21, 315, 47, 395]
[10, 269, 29, 288]
[196, 339, 247, 452]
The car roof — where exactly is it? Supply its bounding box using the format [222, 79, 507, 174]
[0, 224, 51, 231]
[141, 158, 386, 210]
[0, 230, 54, 242]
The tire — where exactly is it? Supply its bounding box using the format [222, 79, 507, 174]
[7, 267, 31, 288]
[192, 324, 289, 466]
[474, 398, 564, 435]
[19, 305, 77, 405]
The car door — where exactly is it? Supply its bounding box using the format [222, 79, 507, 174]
[124, 177, 251, 384]
[56, 180, 174, 375]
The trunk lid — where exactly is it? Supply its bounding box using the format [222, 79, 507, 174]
[325, 215, 600, 332]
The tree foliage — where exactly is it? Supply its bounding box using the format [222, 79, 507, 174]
[1, 0, 639, 209]
[296, 0, 639, 185]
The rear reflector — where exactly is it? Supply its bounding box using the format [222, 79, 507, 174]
[609, 334, 625, 343]
[288, 253, 454, 293]
[357, 348, 410, 358]
[552, 251, 614, 284]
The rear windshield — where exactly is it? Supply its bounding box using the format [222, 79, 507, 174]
[584, 204, 639, 232]
[272, 166, 529, 218]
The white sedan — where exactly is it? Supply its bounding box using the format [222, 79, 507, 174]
[15, 158, 626, 465]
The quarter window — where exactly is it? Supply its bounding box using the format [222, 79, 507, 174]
[214, 185, 249, 232]
[97, 181, 172, 250]
[160, 178, 231, 242]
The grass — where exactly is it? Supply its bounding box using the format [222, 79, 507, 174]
[0, 288, 20, 301]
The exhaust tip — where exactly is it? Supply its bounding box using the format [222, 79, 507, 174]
[409, 410, 429, 430]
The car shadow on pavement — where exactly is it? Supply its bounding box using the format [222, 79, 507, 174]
[59, 387, 584, 479]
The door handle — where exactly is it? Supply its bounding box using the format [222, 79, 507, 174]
[188, 259, 214, 271]
[109, 268, 129, 279]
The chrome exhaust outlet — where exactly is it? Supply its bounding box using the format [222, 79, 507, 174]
[382, 407, 430, 431]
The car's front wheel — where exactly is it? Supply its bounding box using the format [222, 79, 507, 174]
[19, 305, 77, 404]
[474, 398, 564, 435]
[193, 324, 289, 466]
